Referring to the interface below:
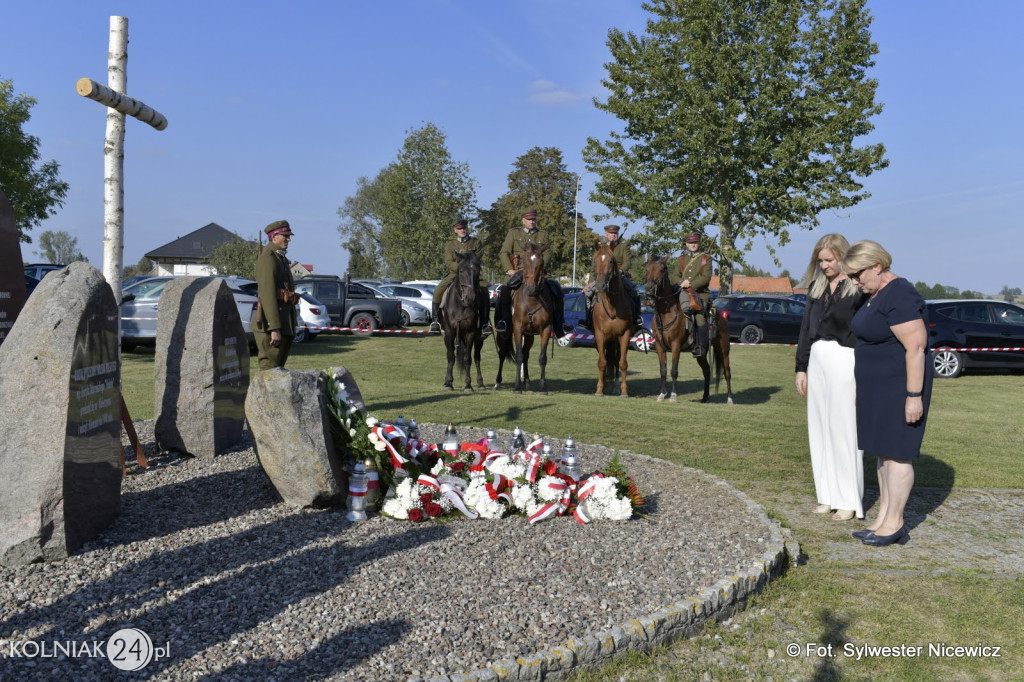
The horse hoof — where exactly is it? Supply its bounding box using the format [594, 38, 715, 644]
[463, 387, 473, 393]
[657, 394, 666, 402]
[443, 385, 453, 391]
[669, 394, 678, 403]
[701, 396, 710, 403]
[727, 397, 734, 405]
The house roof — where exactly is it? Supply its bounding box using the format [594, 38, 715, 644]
[144, 223, 244, 261]
[711, 275, 793, 294]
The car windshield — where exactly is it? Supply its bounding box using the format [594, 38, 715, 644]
[125, 278, 168, 300]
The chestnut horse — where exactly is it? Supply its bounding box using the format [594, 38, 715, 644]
[590, 242, 633, 396]
[442, 251, 485, 392]
[494, 242, 554, 394]
[644, 255, 734, 404]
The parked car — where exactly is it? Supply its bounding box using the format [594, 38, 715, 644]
[292, 275, 403, 335]
[24, 273, 40, 297]
[122, 274, 153, 288]
[926, 299, 1024, 378]
[715, 294, 806, 345]
[489, 283, 502, 308]
[372, 283, 435, 320]
[294, 292, 331, 343]
[23, 263, 65, 280]
[361, 283, 430, 326]
[403, 280, 440, 292]
[119, 275, 259, 350]
[559, 291, 656, 352]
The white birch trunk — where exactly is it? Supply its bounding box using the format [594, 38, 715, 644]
[76, 79, 168, 131]
[102, 16, 128, 303]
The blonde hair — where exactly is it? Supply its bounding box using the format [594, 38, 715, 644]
[843, 240, 892, 275]
[799, 233, 858, 299]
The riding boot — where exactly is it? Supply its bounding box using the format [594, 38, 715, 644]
[495, 287, 510, 334]
[630, 288, 643, 332]
[693, 320, 709, 356]
[429, 303, 442, 333]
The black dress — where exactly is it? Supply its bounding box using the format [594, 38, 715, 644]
[850, 278, 933, 460]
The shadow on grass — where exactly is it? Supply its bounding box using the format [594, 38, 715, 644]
[814, 607, 850, 680]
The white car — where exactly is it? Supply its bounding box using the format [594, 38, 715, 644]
[374, 283, 434, 310]
[403, 280, 439, 293]
[295, 292, 331, 343]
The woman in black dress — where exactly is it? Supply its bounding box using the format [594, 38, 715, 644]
[843, 241, 932, 547]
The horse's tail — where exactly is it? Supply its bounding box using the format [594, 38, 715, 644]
[712, 322, 725, 392]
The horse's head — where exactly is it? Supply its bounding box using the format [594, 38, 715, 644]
[645, 255, 670, 300]
[454, 251, 481, 306]
[521, 241, 548, 296]
[591, 241, 618, 294]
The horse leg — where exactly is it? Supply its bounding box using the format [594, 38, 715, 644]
[513, 331, 525, 393]
[443, 331, 455, 390]
[460, 331, 474, 392]
[656, 343, 669, 402]
[537, 330, 549, 395]
[618, 333, 629, 397]
[697, 354, 712, 403]
[669, 346, 680, 402]
[717, 329, 734, 405]
[474, 335, 485, 389]
[595, 332, 606, 396]
[494, 331, 507, 390]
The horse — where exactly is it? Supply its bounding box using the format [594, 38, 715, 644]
[494, 242, 554, 394]
[442, 251, 486, 392]
[590, 242, 634, 396]
[643, 255, 734, 404]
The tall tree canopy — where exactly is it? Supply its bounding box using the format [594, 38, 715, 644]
[34, 230, 88, 264]
[583, 0, 887, 294]
[478, 147, 589, 282]
[0, 78, 70, 244]
[338, 123, 477, 281]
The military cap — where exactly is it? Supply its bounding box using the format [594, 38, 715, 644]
[453, 219, 468, 228]
[684, 233, 701, 244]
[522, 210, 538, 219]
[265, 220, 293, 238]
[603, 224, 621, 233]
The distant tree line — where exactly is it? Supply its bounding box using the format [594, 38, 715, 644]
[913, 282, 984, 300]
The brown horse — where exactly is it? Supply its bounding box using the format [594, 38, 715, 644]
[644, 255, 734, 404]
[590, 242, 633, 396]
[494, 242, 554, 394]
[442, 251, 485, 392]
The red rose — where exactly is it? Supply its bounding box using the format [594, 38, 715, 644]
[420, 493, 433, 506]
[408, 508, 425, 522]
[449, 462, 466, 472]
[425, 502, 443, 518]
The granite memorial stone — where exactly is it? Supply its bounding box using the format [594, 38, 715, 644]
[0, 190, 28, 349]
[245, 368, 348, 507]
[154, 277, 249, 457]
[0, 262, 121, 566]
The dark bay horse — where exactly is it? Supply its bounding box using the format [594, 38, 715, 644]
[644, 255, 734, 404]
[494, 242, 554, 394]
[443, 251, 485, 391]
[590, 242, 633, 396]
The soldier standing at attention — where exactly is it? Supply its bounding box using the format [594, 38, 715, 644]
[254, 220, 299, 370]
[581, 223, 643, 332]
[429, 219, 491, 334]
[493, 209, 572, 336]
[668, 233, 713, 356]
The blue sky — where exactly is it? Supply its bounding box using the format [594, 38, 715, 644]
[4, 1, 1023, 294]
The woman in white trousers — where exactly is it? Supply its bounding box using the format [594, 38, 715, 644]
[795, 234, 867, 521]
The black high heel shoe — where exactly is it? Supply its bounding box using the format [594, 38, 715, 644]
[861, 524, 909, 546]
[852, 528, 874, 539]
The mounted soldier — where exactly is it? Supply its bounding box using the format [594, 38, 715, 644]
[430, 219, 491, 334]
[668, 233, 713, 356]
[493, 209, 572, 336]
[581, 223, 643, 333]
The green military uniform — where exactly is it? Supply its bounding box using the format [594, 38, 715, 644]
[583, 231, 642, 331]
[499, 226, 552, 272]
[668, 240, 713, 355]
[254, 223, 298, 370]
[494, 212, 568, 334]
[432, 233, 488, 331]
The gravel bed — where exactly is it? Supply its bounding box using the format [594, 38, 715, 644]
[0, 423, 777, 681]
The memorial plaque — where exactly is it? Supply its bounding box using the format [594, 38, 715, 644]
[154, 277, 249, 457]
[0, 262, 121, 566]
[0, 190, 28, 349]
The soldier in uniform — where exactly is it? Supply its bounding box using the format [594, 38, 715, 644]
[253, 220, 299, 370]
[429, 219, 491, 334]
[581, 224, 643, 332]
[493, 209, 572, 336]
[668, 233, 713, 356]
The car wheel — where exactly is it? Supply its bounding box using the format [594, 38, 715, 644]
[294, 327, 310, 344]
[557, 332, 575, 348]
[740, 324, 763, 344]
[632, 329, 655, 352]
[933, 349, 963, 378]
[400, 310, 411, 327]
[350, 313, 376, 338]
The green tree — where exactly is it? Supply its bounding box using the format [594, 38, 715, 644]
[0, 78, 70, 243]
[337, 175, 386, 278]
[583, 0, 888, 294]
[1000, 285, 1022, 302]
[123, 256, 154, 279]
[374, 123, 477, 280]
[479, 147, 588, 282]
[34, 230, 87, 264]
[208, 235, 259, 280]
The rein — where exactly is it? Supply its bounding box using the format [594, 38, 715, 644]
[646, 268, 681, 334]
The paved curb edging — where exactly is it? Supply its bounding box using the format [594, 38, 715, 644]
[420, 453, 797, 682]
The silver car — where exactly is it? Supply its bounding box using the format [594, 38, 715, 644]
[120, 276, 259, 350]
[363, 283, 431, 326]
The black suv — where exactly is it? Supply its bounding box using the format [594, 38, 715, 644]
[926, 299, 1024, 378]
[714, 294, 806, 345]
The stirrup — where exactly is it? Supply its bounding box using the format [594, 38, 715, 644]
[481, 322, 493, 334]
[495, 320, 507, 333]
[429, 322, 442, 333]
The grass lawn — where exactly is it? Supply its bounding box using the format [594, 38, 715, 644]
[122, 332, 1024, 679]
